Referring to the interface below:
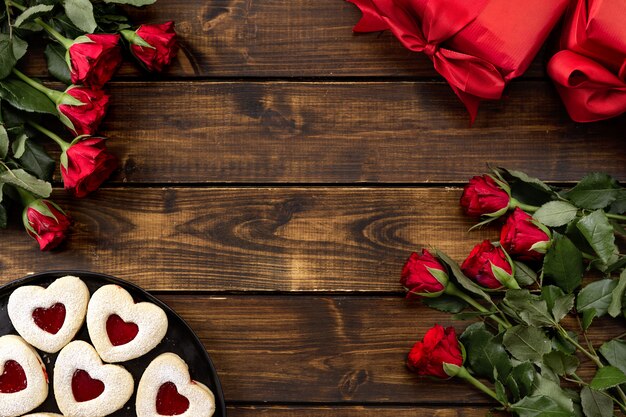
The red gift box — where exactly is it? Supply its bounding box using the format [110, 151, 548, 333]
[548, 0, 626, 122]
[348, 0, 569, 123]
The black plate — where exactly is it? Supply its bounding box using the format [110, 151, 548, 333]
[0, 270, 226, 417]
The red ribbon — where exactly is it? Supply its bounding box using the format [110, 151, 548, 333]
[348, 0, 505, 123]
[548, 50, 626, 122]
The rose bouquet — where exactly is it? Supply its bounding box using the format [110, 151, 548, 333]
[402, 168, 626, 416]
[0, 0, 178, 250]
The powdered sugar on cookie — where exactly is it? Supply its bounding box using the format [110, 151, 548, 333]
[54, 340, 134, 417]
[87, 285, 168, 363]
[8, 275, 89, 353]
[136, 353, 215, 417]
[0, 335, 48, 417]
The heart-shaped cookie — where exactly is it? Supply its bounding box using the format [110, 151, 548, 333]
[54, 340, 134, 417]
[8, 275, 90, 353]
[136, 353, 215, 417]
[0, 335, 48, 417]
[87, 285, 168, 362]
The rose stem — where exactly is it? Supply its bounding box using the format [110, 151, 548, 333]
[8, 0, 73, 48]
[11, 68, 64, 103]
[445, 282, 511, 329]
[27, 121, 70, 152]
[455, 366, 505, 405]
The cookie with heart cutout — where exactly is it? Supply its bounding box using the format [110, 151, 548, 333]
[136, 353, 216, 417]
[0, 335, 48, 417]
[87, 284, 168, 363]
[54, 340, 134, 417]
[8, 275, 90, 353]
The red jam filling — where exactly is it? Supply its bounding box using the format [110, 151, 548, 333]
[32, 303, 66, 334]
[0, 360, 27, 393]
[106, 314, 139, 346]
[72, 369, 105, 402]
[156, 382, 190, 415]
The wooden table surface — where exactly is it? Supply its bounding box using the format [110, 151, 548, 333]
[4, 1, 626, 416]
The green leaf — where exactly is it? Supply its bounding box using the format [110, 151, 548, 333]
[496, 167, 558, 206]
[0, 35, 16, 80]
[540, 286, 574, 323]
[18, 140, 55, 181]
[576, 210, 619, 265]
[543, 233, 583, 293]
[589, 366, 626, 390]
[609, 189, 626, 214]
[44, 43, 72, 85]
[580, 386, 613, 417]
[534, 201, 579, 227]
[553, 331, 578, 355]
[11, 132, 27, 159]
[505, 362, 536, 401]
[599, 340, 626, 375]
[436, 250, 494, 305]
[14, 4, 55, 27]
[0, 202, 6, 229]
[0, 124, 8, 159]
[503, 289, 554, 327]
[102, 0, 156, 5]
[503, 325, 551, 362]
[511, 395, 572, 417]
[64, 0, 97, 33]
[422, 294, 467, 313]
[12, 36, 27, 61]
[543, 350, 579, 376]
[0, 79, 56, 114]
[514, 261, 538, 286]
[582, 309, 597, 331]
[577, 279, 619, 317]
[565, 173, 620, 210]
[460, 322, 512, 381]
[608, 269, 626, 318]
[532, 375, 575, 412]
[0, 168, 52, 198]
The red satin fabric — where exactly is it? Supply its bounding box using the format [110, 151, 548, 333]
[548, 0, 626, 122]
[348, 0, 568, 123]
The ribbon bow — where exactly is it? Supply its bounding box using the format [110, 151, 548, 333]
[548, 50, 626, 122]
[349, 0, 506, 123]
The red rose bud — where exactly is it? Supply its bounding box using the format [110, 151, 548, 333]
[401, 250, 448, 298]
[61, 137, 117, 198]
[123, 22, 179, 72]
[460, 175, 510, 217]
[407, 325, 463, 379]
[461, 240, 518, 289]
[57, 86, 109, 136]
[500, 208, 551, 261]
[23, 199, 71, 251]
[69, 34, 122, 88]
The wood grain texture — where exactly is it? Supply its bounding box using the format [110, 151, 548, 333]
[22, 0, 547, 78]
[1, 187, 511, 290]
[69, 81, 626, 184]
[227, 406, 497, 416]
[158, 295, 624, 403]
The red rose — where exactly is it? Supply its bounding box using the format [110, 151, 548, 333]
[127, 21, 179, 72]
[23, 199, 71, 251]
[69, 34, 122, 88]
[401, 250, 448, 298]
[461, 240, 514, 289]
[460, 175, 510, 217]
[500, 208, 551, 261]
[407, 325, 463, 379]
[57, 86, 109, 136]
[61, 137, 118, 198]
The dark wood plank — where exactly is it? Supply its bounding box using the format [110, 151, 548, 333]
[227, 406, 497, 416]
[160, 295, 624, 403]
[22, 0, 547, 78]
[72, 81, 626, 184]
[1, 187, 516, 291]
